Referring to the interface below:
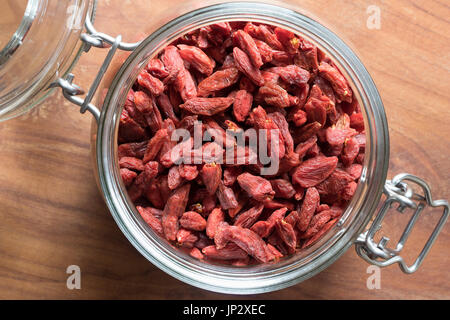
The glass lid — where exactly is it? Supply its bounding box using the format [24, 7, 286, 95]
[0, 0, 97, 121]
[0, 1, 31, 65]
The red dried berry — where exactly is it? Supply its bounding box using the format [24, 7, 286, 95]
[292, 156, 338, 188]
[202, 243, 248, 260]
[137, 206, 164, 235]
[162, 184, 191, 241]
[233, 203, 264, 229]
[233, 47, 264, 86]
[178, 44, 216, 76]
[232, 29, 264, 68]
[180, 211, 207, 231]
[296, 187, 320, 232]
[319, 61, 353, 103]
[206, 208, 225, 239]
[197, 68, 240, 96]
[179, 97, 234, 116]
[137, 69, 164, 96]
[233, 89, 253, 122]
[237, 172, 275, 202]
[201, 163, 222, 195]
[120, 168, 137, 187]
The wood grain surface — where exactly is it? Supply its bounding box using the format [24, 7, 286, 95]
[0, 0, 448, 299]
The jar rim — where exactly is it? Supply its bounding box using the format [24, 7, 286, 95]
[96, 1, 389, 294]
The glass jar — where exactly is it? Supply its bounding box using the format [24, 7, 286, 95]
[0, 0, 97, 121]
[1, 1, 448, 294]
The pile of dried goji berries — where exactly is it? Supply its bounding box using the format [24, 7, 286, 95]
[118, 22, 365, 265]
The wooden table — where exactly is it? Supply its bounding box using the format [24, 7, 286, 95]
[0, 0, 448, 299]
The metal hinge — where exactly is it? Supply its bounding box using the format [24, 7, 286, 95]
[50, 16, 141, 122]
[355, 173, 449, 274]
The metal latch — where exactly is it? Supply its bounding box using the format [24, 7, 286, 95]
[355, 173, 449, 274]
[50, 16, 141, 122]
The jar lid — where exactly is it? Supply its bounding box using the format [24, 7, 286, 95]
[0, 0, 97, 121]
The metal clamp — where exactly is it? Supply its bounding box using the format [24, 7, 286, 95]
[50, 16, 142, 121]
[355, 173, 449, 274]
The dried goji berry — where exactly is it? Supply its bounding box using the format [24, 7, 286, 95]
[179, 97, 234, 116]
[202, 243, 248, 260]
[168, 166, 183, 190]
[178, 44, 216, 76]
[342, 137, 360, 167]
[119, 109, 147, 143]
[302, 218, 338, 248]
[316, 168, 354, 203]
[214, 223, 273, 263]
[162, 45, 184, 83]
[258, 83, 291, 108]
[197, 67, 240, 96]
[190, 247, 204, 260]
[254, 39, 274, 64]
[350, 112, 365, 132]
[177, 228, 198, 248]
[162, 184, 191, 241]
[263, 199, 295, 211]
[233, 89, 253, 122]
[137, 206, 164, 235]
[274, 27, 299, 55]
[295, 135, 318, 160]
[345, 163, 363, 180]
[174, 68, 198, 102]
[179, 164, 199, 181]
[120, 168, 137, 187]
[180, 211, 207, 231]
[146, 58, 169, 79]
[237, 172, 275, 202]
[267, 112, 294, 153]
[292, 156, 338, 188]
[268, 65, 310, 86]
[270, 179, 296, 199]
[156, 93, 179, 124]
[201, 163, 222, 195]
[284, 211, 299, 227]
[119, 157, 145, 172]
[233, 47, 264, 86]
[244, 23, 284, 51]
[301, 209, 332, 239]
[319, 61, 352, 103]
[206, 208, 225, 239]
[291, 121, 322, 144]
[143, 128, 167, 163]
[296, 187, 320, 232]
[137, 69, 164, 96]
[233, 203, 264, 228]
[118, 141, 148, 159]
[342, 181, 357, 201]
[216, 181, 239, 210]
[276, 219, 297, 254]
[127, 161, 160, 201]
[232, 29, 264, 68]
[223, 166, 242, 187]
